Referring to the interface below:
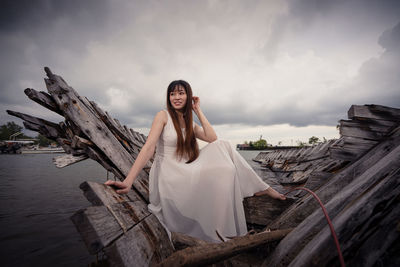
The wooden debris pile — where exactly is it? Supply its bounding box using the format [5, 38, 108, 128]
[253, 105, 400, 194]
[8, 68, 400, 266]
[330, 104, 400, 160]
[253, 139, 345, 185]
[7, 67, 292, 266]
[7, 67, 174, 266]
[257, 104, 400, 266]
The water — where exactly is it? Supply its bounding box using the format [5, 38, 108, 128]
[0, 154, 107, 267]
[0, 150, 279, 266]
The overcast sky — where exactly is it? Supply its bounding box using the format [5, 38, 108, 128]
[1, 0, 399, 145]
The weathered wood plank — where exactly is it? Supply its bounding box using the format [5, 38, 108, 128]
[71, 205, 127, 254]
[92, 102, 141, 149]
[6, 110, 64, 139]
[156, 228, 292, 267]
[288, 167, 400, 267]
[105, 214, 174, 267]
[329, 145, 370, 161]
[53, 154, 88, 168]
[339, 119, 395, 140]
[243, 195, 295, 226]
[265, 133, 400, 267]
[71, 181, 152, 254]
[43, 69, 150, 201]
[348, 104, 400, 122]
[24, 88, 63, 116]
[294, 172, 333, 198]
[71, 135, 93, 149]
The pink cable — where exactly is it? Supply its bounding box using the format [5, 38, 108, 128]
[284, 187, 346, 267]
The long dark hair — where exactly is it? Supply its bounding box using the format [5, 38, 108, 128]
[166, 80, 199, 163]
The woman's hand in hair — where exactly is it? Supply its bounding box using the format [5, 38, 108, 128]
[192, 96, 201, 114]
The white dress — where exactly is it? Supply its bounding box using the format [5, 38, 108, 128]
[148, 110, 270, 243]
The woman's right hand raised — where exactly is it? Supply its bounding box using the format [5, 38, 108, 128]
[104, 180, 131, 194]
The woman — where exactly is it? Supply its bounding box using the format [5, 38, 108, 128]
[105, 80, 285, 242]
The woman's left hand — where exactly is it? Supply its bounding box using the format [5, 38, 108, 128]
[192, 96, 200, 113]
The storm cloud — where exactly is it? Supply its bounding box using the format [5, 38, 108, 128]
[1, 0, 399, 144]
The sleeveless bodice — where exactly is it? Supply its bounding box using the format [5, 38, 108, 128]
[155, 110, 188, 159]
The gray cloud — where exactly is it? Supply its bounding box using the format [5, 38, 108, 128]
[1, 0, 399, 135]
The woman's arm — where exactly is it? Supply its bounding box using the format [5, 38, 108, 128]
[192, 96, 218, 143]
[105, 110, 167, 194]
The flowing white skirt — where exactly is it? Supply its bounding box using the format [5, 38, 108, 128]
[148, 139, 269, 243]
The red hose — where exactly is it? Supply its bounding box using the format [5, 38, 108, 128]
[284, 187, 346, 267]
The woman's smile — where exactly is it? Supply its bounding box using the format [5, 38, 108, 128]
[170, 85, 187, 110]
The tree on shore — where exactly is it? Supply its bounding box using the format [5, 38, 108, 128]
[242, 138, 269, 149]
[308, 136, 320, 145]
[0, 122, 32, 140]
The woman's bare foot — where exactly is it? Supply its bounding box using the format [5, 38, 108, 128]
[254, 187, 286, 200]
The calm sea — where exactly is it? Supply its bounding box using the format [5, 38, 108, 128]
[0, 150, 279, 266]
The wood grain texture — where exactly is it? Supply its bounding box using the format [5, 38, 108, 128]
[265, 133, 400, 267]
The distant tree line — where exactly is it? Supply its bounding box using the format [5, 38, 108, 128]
[297, 136, 328, 147]
[243, 137, 271, 150]
[243, 135, 329, 149]
[0, 121, 53, 146]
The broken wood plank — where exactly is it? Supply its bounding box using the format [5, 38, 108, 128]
[53, 154, 88, 168]
[6, 110, 64, 140]
[24, 88, 63, 116]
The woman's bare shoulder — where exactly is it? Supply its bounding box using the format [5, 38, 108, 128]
[154, 110, 168, 125]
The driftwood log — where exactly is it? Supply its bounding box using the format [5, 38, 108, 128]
[8, 67, 400, 266]
[156, 228, 292, 267]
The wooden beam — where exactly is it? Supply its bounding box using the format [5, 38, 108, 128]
[348, 104, 400, 122]
[156, 228, 292, 267]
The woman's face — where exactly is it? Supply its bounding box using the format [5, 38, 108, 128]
[169, 85, 187, 111]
